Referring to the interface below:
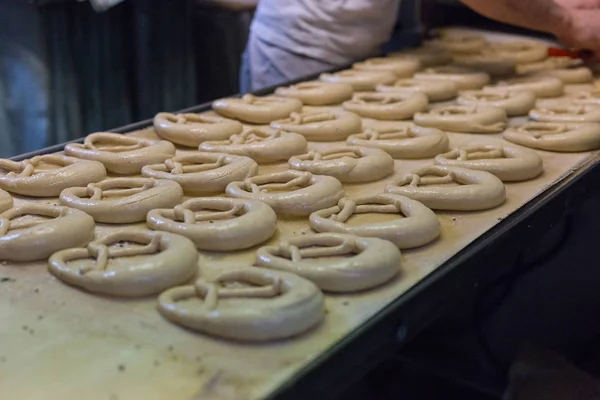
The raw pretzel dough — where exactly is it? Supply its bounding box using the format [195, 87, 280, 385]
[377, 79, 458, 102]
[319, 69, 396, 91]
[434, 145, 543, 181]
[388, 46, 453, 67]
[199, 128, 307, 164]
[516, 56, 582, 75]
[342, 92, 428, 120]
[153, 113, 243, 147]
[225, 170, 344, 217]
[0, 204, 95, 262]
[60, 177, 183, 223]
[0, 155, 107, 197]
[0, 189, 12, 214]
[270, 111, 362, 142]
[385, 165, 506, 211]
[485, 76, 564, 98]
[346, 126, 449, 159]
[48, 230, 198, 297]
[146, 197, 277, 251]
[288, 146, 394, 183]
[274, 81, 353, 106]
[65, 132, 176, 175]
[503, 122, 600, 152]
[533, 67, 593, 84]
[481, 40, 548, 64]
[353, 57, 420, 78]
[255, 233, 401, 292]
[425, 33, 486, 54]
[309, 194, 440, 249]
[212, 94, 302, 124]
[414, 105, 507, 133]
[141, 152, 258, 195]
[452, 54, 516, 76]
[529, 104, 600, 123]
[414, 66, 490, 90]
[457, 90, 536, 117]
[157, 268, 325, 341]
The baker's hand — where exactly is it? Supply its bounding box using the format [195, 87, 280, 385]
[553, 0, 600, 56]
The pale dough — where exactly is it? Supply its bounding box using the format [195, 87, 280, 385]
[353, 57, 420, 78]
[49, 230, 199, 297]
[424, 32, 486, 54]
[343, 92, 428, 121]
[309, 194, 440, 249]
[319, 69, 396, 91]
[453, 54, 516, 77]
[481, 40, 548, 64]
[146, 197, 277, 251]
[157, 268, 325, 341]
[532, 67, 593, 84]
[141, 152, 258, 195]
[385, 165, 506, 211]
[485, 76, 564, 98]
[153, 113, 243, 147]
[503, 122, 600, 152]
[377, 78, 458, 102]
[274, 81, 353, 106]
[225, 170, 345, 217]
[212, 94, 303, 124]
[517, 56, 582, 75]
[288, 146, 394, 183]
[414, 105, 507, 133]
[434, 145, 543, 181]
[414, 66, 490, 90]
[59, 177, 183, 223]
[198, 128, 307, 164]
[0, 155, 107, 197]
[388, 46, 453, 67]
[529, 104, 600, 123]
[457, 90, 536, 117]
[255, 233, 401, 292]
[270, 111, 362, 142]
[65, 132, 176, 175]
[346, 126, 449, 159]
[0, 204, 95, 262]
[0, 189, 12, 214]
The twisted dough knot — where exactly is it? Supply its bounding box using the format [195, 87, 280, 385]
[0, 159, 36, 178]
[232, 129, 278, 144]
[172, 202, 244, 223]
[457, 146, 504, 161]
[0, 206, 70, 235]
[433, 106, 474, 116]
[85, 178, 155, 200]
[331, 198, 357, 222]
[356, 94, 396, 105]
[308, 148, 360, 161]
[84, 133, 146, 152]
[244, 173, 313, 194]
[289, 112, 336, 125]
[401, 170, 456, 187]
[165, 156, 227, 175]
[192, 275, 283, 311]
[542, 105, 587, 115]
[277, 237, 357, 262]
[521, 123, 568, 138]
[81, 234, 161, 274]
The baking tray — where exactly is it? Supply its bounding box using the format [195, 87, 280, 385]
[2, 30, 600, 400]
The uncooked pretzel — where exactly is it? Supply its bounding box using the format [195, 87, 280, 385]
[503, 122, 600, 152]
[198, 128, 307, 163]
[457, 90, 536, 117]
[353, 57, 420, 77]
[414, 66, 490, 90]
[388, 46, 453, 67]
[65, 132, 176, 175]
[255, 233, 401, 292]
[346, 126, 449, 159]
[212, 94, 302, 124]
[385, 165, 506, 211]
[516, 56, 583, 75]
[481, 40, 548, 64]
[270, 111, 362, 142]
[59, 177, 183, 223]
[452, 54, 516, 77]
[532, 67, 593, 84]
[274, 81, 353, 105]
[319, 69, 396, 91]
[0, 204, 95, 262]
[141, 152, 258, 195]
[0, 189, 11, 214]
[484, 76, 564, 98]
[529, 104, 600, 123]
[342, 92, 428, 120]
[0, 155, 107, 197]
[288, 146, 394, 183]
[157, 268, 325, 341]
[49, 230, 198, 297]
[425, 32, 486, 54]
[434, 145, 543, 181]
[225, 170, 344, 217]
[414, 105, 507, 133]
[153, 113, 243, 147]
[309, 194, 440, 249]
[376, 78, 458, 102]
[147, 197, 277, 251]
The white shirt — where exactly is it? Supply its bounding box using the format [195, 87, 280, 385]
[250, 0, 402, 66]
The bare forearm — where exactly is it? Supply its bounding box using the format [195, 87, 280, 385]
[460, 0, 568, 36]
